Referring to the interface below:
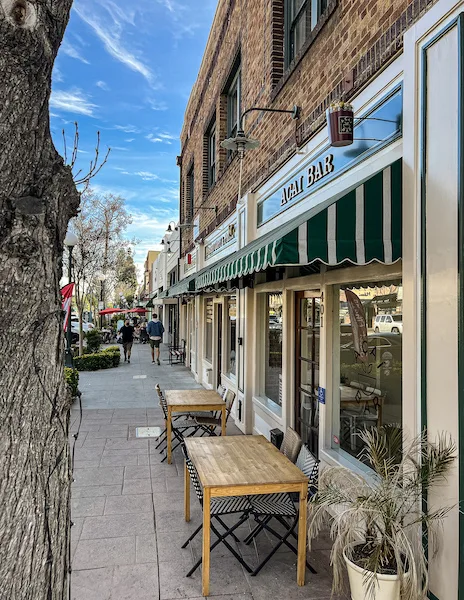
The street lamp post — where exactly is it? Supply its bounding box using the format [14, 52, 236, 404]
[64, 231, 78, 368]
[97, 273, 107, 329]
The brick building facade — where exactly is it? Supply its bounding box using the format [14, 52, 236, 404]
[179, 0, 439, 253]
[169, 2, 464, 598]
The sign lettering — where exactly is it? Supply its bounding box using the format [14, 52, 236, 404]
[205, 222, 236, 259]
[281, 154, 334, 206]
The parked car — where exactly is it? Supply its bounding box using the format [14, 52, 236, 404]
[71, 318, 95, 333]
[374, 313, 403, 334]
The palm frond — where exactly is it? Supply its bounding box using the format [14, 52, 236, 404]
[308, 426, 455, 600]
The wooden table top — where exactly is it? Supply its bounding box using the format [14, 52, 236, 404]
[165, 389, 224, 407]
[185, 435, 308, 489]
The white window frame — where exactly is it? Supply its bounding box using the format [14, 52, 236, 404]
[227, 69, 241, 140]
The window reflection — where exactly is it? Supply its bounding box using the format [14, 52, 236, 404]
[336, 283, 403, 460]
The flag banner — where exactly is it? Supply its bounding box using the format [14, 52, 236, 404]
[345, 289, 369, 363]
[61, 283, 75, 332]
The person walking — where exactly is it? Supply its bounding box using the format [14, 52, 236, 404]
[147, 314, 164, 365]
[119, 319, 134, 363]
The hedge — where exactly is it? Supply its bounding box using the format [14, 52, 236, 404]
[101, 346, 121, 367]
[64, 367, 79, 397]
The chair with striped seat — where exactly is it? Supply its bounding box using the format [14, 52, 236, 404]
[244, 444, 320, 576]
[155, 385, 202, 462]
[194, 389, 235, 435]
[181, 444, 253, 576]
[280, 427, 302, 463]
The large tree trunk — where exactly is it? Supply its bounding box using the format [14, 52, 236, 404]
[0, 2, 80, 598]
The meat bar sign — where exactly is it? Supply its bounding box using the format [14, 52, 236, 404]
[280, 154, 334, 206]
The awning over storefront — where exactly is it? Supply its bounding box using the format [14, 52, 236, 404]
[196, 160, 402, 290]
[167, 273, 196, 297]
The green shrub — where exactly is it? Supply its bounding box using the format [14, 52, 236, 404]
[64, 367, 79, 397]
[85, 328, 102, 353]
[74, 352, 113, 371]
[101, 346, 121, 367]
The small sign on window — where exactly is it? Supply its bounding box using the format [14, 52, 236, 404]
[318, 387, 326, 405]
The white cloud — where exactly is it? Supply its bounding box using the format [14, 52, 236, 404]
[74, 3, 156, 88]
[125, 138, 135, 143]
[136, 171, 161, 181]
[159, 133, 177, 140]
[53, 66, 64, 83]
[50, 88, 98, 117]
[148, 99, 168, 111]
[61, 40, 90, 64]
[96, 80, 110, 91]
[115, 124, 141, 134]
[146, 133, 163, 143]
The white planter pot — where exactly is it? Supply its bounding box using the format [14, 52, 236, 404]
[344, 547, 403, 600]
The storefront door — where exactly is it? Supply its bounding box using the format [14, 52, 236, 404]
[295, 292, 321, 457]
[217, 304, 223, 387]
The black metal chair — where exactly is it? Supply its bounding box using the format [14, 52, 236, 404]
[194, 389, 235, 435]
[244, 444, 320, 576]
[181, 444, 253, 576]
[155, 385, 202, 462]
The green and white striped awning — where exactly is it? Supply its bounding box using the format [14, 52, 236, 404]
[195, 160, 402, 290]
[167, 273, 196, 297]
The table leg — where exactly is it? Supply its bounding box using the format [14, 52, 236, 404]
[221, 406, 226, 437]
[167, 406, 172, 464]
[202, 488, 211, 596]
[297, 483, 308, 586]
[184, 460, 190, 522]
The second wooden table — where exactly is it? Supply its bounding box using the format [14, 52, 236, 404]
[165, 389, 226, 464]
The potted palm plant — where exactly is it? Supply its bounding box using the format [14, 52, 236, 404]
[308, 426, 455, 600]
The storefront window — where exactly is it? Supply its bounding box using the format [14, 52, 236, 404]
[265, 293, 283, 406]
[227, 297, 237, 376]
[333, 282, 402, 461]
[205, 299, 213, 362]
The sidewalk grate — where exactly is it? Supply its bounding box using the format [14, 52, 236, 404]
[135, 426, 162, 438]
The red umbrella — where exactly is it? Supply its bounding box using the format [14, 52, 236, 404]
[125, 307, 147, 314]
[98, 308, 124, 315]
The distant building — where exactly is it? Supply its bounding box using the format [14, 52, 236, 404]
[143, 250, 160, 299]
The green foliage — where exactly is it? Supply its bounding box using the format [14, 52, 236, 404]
[85, 328, 102, 353]
[74, 352, 113, 371]
[308, 427, 456, 600]
[101, 346, 121, 367]
[64, 367, 79, 397]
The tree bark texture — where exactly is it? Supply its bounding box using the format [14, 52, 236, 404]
[0, 2, 80, 598]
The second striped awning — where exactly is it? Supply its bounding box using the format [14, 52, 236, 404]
[195, 160, 402, 290]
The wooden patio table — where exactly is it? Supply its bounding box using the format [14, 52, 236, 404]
[165, 389, 226, 464]
[184, 435, 309, 597]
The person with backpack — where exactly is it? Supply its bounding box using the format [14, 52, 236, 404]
[147, 314, 164, 365]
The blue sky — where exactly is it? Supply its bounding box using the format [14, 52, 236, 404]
[51, 0, 217, 276]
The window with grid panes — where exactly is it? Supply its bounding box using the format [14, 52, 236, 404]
[227, 68, 241, 154]
[186, 165, 194, 222]
[285, 0, 328, 65]
[208, 122, 216, 188]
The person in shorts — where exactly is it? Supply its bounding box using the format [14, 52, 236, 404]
[119, 319, 134, 363]
[147, 314, 164, 365]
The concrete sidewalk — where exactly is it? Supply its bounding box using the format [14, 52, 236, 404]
[70, 344, 341, 600]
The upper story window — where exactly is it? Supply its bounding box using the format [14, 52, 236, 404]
[227, 68, 241, 140]
[285, 0, 328, 65]
[186, 164, 194, 222]
[208, 121, 216, 188]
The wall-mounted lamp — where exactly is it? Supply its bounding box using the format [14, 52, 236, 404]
[220, 104, 301, 205]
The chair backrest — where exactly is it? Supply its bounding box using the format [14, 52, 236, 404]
[217, 384, 226, 399]
[181, 445, 203, 503]
[280, 427, 302, 464]
[224, 390, 236, 419]
[296, 444, 320, 496]
[156, 384, 168, 418]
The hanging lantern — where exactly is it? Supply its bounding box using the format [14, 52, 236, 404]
[327, 101, 354, 147]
